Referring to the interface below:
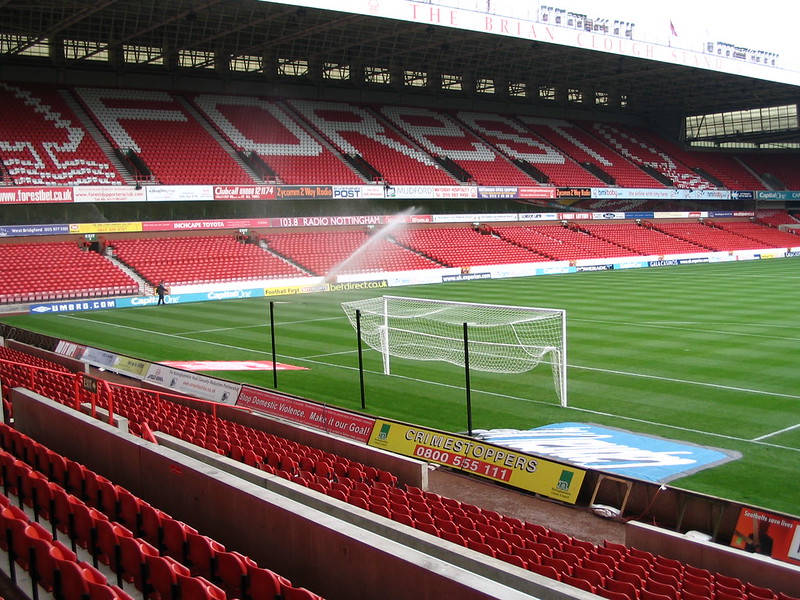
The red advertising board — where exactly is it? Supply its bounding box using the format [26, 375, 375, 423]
[141, 218, 274, 232]
[213, 185, 276, 200]
[236, 386, 375, 443]
[730, 507, 800, 566]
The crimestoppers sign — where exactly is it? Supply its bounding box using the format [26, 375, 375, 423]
[368, 419, 585, 504]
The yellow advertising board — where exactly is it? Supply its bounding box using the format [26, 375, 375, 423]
[368, 419, 585, 504]
[69, 222, 143, 234]
[112, 355, 151, 378]
[264, 283, 330, 297]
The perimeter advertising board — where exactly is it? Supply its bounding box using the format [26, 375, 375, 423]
[368, 419, 585, 503]
[236, 386, 375, 443]
[143, 364, 241, 404]
[730, 507, 800, 566]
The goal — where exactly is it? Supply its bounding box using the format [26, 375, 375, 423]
[341, 295, 567, 406]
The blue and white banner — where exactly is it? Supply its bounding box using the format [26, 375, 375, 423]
[475, 422, 740, 483]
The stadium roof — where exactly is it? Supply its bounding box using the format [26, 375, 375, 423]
[1, 0, 799, 144]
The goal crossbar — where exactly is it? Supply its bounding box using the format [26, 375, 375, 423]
[341, 295, 567, 406]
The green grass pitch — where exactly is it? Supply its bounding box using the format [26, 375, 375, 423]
[3, 258, 800, 516]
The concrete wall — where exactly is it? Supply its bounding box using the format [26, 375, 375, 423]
[582, 468, 760, 543]
[214, 402, 428, 489]
[11, 387, 598, 600]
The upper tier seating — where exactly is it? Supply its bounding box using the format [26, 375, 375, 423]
[189, 94, 363, 185]
[493, 225, 632, 261]
[262, 230, 440, 276]
[581, 223, 708, 255]
[624, 126, 764, 190]
[737, 154, 800, 190]
[0, 242, 138, 304]
[287, 99, 456, 185]
[110, 236, 306, 285]
[394, 228, 548, 267]
[74, 88, 253, 185]
[520, 118, 663, 189]
[452, 112, 604, 187]
[0, 82, 125, 186]
[589, 123, 715, 189]
[378, 105, 536, 185]
[1, 83, 797, 191]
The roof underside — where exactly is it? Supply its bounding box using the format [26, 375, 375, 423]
[1, 0, 798, 144]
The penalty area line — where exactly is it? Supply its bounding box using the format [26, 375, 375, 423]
[572, 364, 800, 401]
[752, 421, 800, 442]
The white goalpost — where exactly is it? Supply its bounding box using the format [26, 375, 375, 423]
[341, 295, 567, 407]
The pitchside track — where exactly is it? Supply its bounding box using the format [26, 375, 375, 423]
[3, 258, 800, 515]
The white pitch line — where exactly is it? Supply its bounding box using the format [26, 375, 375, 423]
[186, 316, 343, 335]
[575, 318, 800, 342]
[55, 312, 800, 450]
[752, 422, 800, 442]
[57, 313, 278, 356]
[574, 364, 800, 400]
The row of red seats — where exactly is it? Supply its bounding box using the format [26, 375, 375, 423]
[0, 241, 139, 304]
[0, 422, 323, 600]
[0, 488, 129, 600]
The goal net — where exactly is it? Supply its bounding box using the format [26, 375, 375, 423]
[341, 295, 567, 406]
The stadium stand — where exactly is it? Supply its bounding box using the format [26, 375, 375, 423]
[0, 82, 794, 194]
[0, 421, 325, 600]
[286, 99, 457, 186]
[451, 111, 605, 187]
[3, 220, 799, 306]
[621, 126, 765, 190]
[712, 220, 800, 247]
[590, 123, 716, 189]
[519, 118, 665, 189]
[109, 235, 307, 285]
[261, 230, 441, 275]
[737, 154, 800, 191]
[0, 241, 138, 304]
[378, 105, 537, 185]
[393, 227, 549, 267]
[581, 222, 710, 255]
[2, 336, 800, 600]
[73, 88, 253, 185]
[189, 94, 364, 185]
[0, 82, 126, 186]
[757, 210, 800, 227]
[653, 221, 772, 251]
[492, 225, 633, 260]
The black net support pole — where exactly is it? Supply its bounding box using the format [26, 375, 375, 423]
[464, 322, 473, 436]
[270, 301, 278, 389]
[357, 309, 366, 409]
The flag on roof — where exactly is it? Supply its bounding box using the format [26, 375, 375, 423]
[670, 20, 678, 37]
